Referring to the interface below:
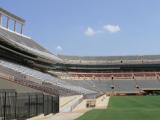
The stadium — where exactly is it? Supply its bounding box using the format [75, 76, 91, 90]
[0, 7, 160, 120]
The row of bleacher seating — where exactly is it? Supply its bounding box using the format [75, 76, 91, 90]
[1, 60, 160, 95]
[0, 59, 97, 96]
[59, 71, 160, 80]
[63, 79, 160, 93]
[0, 65, 74, 96]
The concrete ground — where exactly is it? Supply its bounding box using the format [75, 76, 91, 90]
[40, 112, 84, 120]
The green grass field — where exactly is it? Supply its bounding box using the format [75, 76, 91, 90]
[76, 96, 160, 120]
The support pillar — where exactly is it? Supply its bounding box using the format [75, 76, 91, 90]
[6, 17, 9, 29]
[20, 24, 23, 34]
[0, 13, 2, 26]
[14, 21, 16, 32]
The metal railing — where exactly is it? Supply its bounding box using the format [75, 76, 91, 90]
[0, 89, 59, 120]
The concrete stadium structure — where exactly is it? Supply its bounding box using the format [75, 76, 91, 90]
[0, 7, 160, 119]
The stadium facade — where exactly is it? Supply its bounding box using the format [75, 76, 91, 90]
[0, 7, 160, 119]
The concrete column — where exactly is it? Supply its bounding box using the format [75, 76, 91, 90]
[14, 21, 16, 32]
[6, 17, 9, 29]
[20, 24, 23, 34]
[0, 13, 2, 26]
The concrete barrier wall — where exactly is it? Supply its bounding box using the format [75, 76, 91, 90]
[60, 95, 83, 112]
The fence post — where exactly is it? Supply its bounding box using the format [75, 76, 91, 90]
[57, 96, 59, 113]
[36, 94, 38, 115]
[47, 96, 49, 114]
[14, 92, 17, 119]
[28, 95, 30, 118]
[51, 96, 53, 113]
[4, 91, 6, 120]
[43, 94, 44, 114]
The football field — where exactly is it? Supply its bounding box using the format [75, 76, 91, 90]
[76, 96, 160, 120]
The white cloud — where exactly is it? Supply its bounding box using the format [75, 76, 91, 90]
[84, 27, 96, 37]
[103, 24, 120, 33]
[84, 24, 120, 37]
[56, 45, 63, 51]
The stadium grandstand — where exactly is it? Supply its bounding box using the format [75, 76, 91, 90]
[0, 7, 160, 119]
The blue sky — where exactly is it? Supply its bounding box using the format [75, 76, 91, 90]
[1, 0, 160, 56]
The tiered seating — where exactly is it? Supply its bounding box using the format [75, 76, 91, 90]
[64, 80, 114, 93]
[136, 80, 160, 89]
[1, 60, 160, 95]
[61, 71, 158, 80]
[60, 71, 160, 93]
[90, 80, 113, 92]
[0, 65, 73, 96]
[0, 60, 97, 96]
[64, 79, 160, 94]
[113, 80, 140, 93]
[145, 72, 156, 77]
[134, 72, 157, 79]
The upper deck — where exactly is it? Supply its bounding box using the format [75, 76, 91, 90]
[58, 55, 160, 65]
